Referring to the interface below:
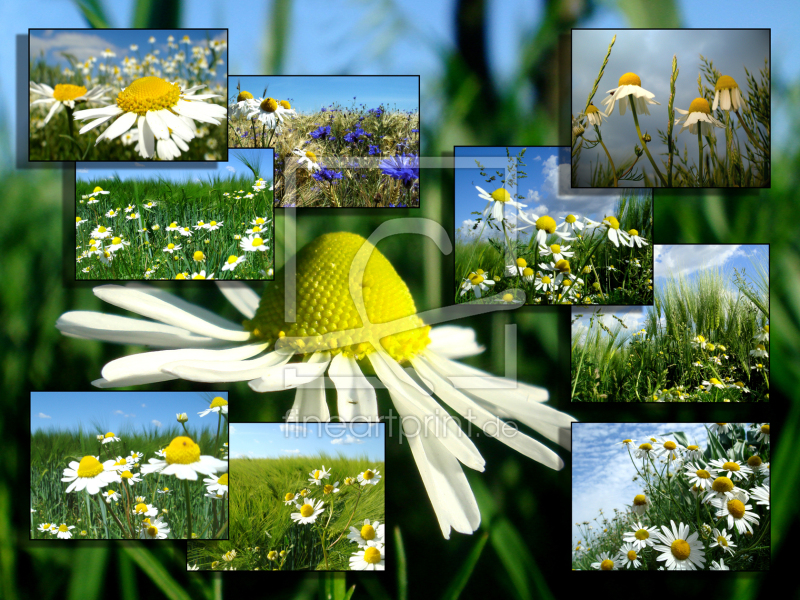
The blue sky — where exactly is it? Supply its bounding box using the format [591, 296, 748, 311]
[455, 146, 634, 241]
[30, 29, 227, 85]
[572, 422, 711, 545]
[76, 148, 273, 183]
[230, 423, 384, 462]
[230, 76, 419, 114]
[30, 391, 227, 434]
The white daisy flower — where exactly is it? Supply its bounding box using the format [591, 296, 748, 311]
[750, 483, 769, 510]
[29, 81, 109, 126]
[349, 541, 385, 571]
[357, 468, 381, 486]
[712, 490, 760, 535]
[674, 97, 725, 135]
[600, 216, 631, 247]
[76, 216, 88, 228]
[348, 519, 385, 547]
[750, 344, 768, 358]
[292, 148, 321, 171]
[557, 214, 584, 236]
[712, 75, 744, 112]
[601, 72, 661, 117]
[709, 557, 729, 570]
[132, 502, 159, 518]
[538, 243, 573, 263]
[505, 257, 530, 277]
[205, 220, 223, 231]
[163, 243, 182, 254]
[323, 481, 340, 494]
[626, 229, 648, 248]
[475, 186, 527, 223]
[228, 90, 259, 119]
[222, 255, 246, 272]
[291, 498, 325, 525]
[708, 458, 752, 481]
[283, 492, 298, 505]
[752, 325, 769, 343]
[630, 493, 650, 516]
[245, 97, 293, 130]
[683, 463, 717, 490]
[584, 103, 605, 127]
[141, 517, 170, 539]
[460, 270, 495, 299]
[198, 397, 228, 417]
[622, 521, 658, 551]
[308, 466, 332, 485]
[616, 542, 642, 569]
[240, 235, 269, 252]
[166, 222, 181, 231]
[38, 522, 57, 534]
[62, 456, 119, 494]
[107, 237, 130, 252]
[178, 226, 194, 237]
[652, 520, 706, 571]
[709, 527, 737, 556]
[55, 523, 76, 539]
[91, 225, 113, 240]
[101, 432, 120, 444]
[156, 487, 173, 495]
[119, 470, 142, 486]
[702, 378, 726, 392]
[140, 436, 227, 481]
[204, 473, 228, 495]
[590, 551, 618, 570]
[515, 210, 573, 246]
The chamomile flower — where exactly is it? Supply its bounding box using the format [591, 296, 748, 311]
[228, 90, 259, 119]
[163, 243, 182, 254]
[38, 522, 57, 534]
[292, 148, 321, 171]
[128, 451, 144, 464]
[119, 470, 142, 486]
[191, 271, 214, 280]
[204, 473, 228, 495]
[73, 77, 226, 160]
[750, 483, 769, 509]
[199, 397, 228, 417]
[616, 542, 642, 569]
[708, 458, 753, 482]
[622, 521, 658, 551]
[652, 437, 685, 459]
[626, 229, 648, 248]
[132, 502, 158, 517]
[323, 481, 340, 494]
[538, 243, 573, 263]
[140, 436, 227, 481]
[76, 216, 88, 228]
[291, 498, 325, 524]
[166, 222, 181, 231]
[750, 344, 768, 358]
[633, 443, 654, 460]
[156, 487, 173, 495]
[616, 438, 636, 448]
[283, 492, 299, 505]
[205, 220, 223, 231]
[708, 423, 733, 437]
[55, 523, 76, 539]
[107, 237, 130, 252]
[348, 519, 385, 547]
[91, 225, 113, 240]
[754, 423, 770, 444]
[713, 490, 759, 535]
[246, 97, 292, 130]
[460, 269, 495, 298]
[222, 255, 246, 272]
[710, 558, 729, 570]
[752, 325, 769, 343]
[505, 257, 530, 277]
[702, 476, 747, 504]
[141, 517, 170, 539]
[101, 432, 120, 444]
[558, 214, 584, 236]
[709, 527, 737, 556]
[674, 98, 724, 135]
[590, 551, 618, 571]
[349, 541, 385, 571]
[515, 210, 573, 245]
[712, 75, 744, 112]
[630, 494, 650, 515]
[474, 186, 527, 222]
[178, 226, 193, 237]
[684, 463, 717, 490]
[534, 273, 554, 293]
[601, 72, 661, 117]
[584, 103, 605, 126]
[652, 520, 706, 571]
[62, 456, 119, 494]
[193, 221, 208, 230]
[240, 235, 269, 253]
[600, 216, 631, 248]
[29, 82, 109, 126]
[308, 466, 331, 485]
[702, 378, 726, 392]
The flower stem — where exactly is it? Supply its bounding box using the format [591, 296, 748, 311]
[629, 100, 667, 187]
[184, 479, 193, 540]
[596, 133, 618, 187]
[733, 109, 767, 154]
[697, 127, 704, 185]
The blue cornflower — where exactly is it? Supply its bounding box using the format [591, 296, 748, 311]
[368, 145, 381, 156]
[309, 125, 334, 140]
[380, 154, 419, 187]
[411, 128, 419, 133]
[368, 107, 384, 118]
[312, 165, 343, 183]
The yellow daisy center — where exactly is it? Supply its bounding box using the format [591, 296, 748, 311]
[363, 469, 375, 480]
[364, 547, 382, 564]
[604, 216, 620, 229]
[324, 484, 334, 494]
[164, 436, 201, 465]
[120, 470, 133, 479]
[147, 526, 158, 537]
[97, 226, 107, 233]
[670, 539, 691, 560]
[627, 550, 637, 561]
[58, 524, 70, 533]
[193, 251, 205, 261]
[633, 494, 647, 506]
[244, 232, 430, 362]
[555, 259, 571, 273]
[252, 237, 264, 247]
[618, 72, 642, 87]
[209, 397, 228, 409]
[722, 461, 740, 472]
[303, 150, 317, 162]
[116, 77, 181, 116]
[634, 529, 649, 540]
[92, 187, 104, 193]
[168, 243, 175, 249]
[285, 492, 295, 501]
[503, 293, 513, 302]
[664, 441, 677, 450]
[549, 244, 561, 253]
[541, 275, 551, 284]
[727, 499, 745, 519]
[260, 97, 278, 112]
[717, 535, 728, 546]
[689, 97, 711, 114]
[761, 424, 769, 434]
[53, 84, 87, 102]
[566, 214, 577, 223]
[314, 470, 322, 479]
[280, 100, 292, 109]
[134, 503, 148, 514]
[104, 432, 115, 438]
[716, 422, 727, 425]
[255, 217, 265, 224]
[535, 215, 556, 233]
[712, 476, 734, 493]
[111, 237, 122, 245]
[600, 559, 614, 570]
[77, 456, 104, 478]
[251, 226, 262, 233]
[490, 188, 511, 203]
[687, 445, 699, 451]
[217, 474, 228, 486]
[523, 267, 534, 277]
[622, 439, 632, 444]
[710, 378, 722, 385]
[227, 255, 239, 264]
[237, 91, 253, 101]
[696, 469, 710, 479]
[628, 229, 639, 236]
[516, 258, 527, 268]
[715, 75, 738, 91]
[586, 104, 599, 114]
[300, 504, 314, 517]
[764, 325, 769, 333]
[361, 524, 376, 540]
[638, 443, 652, 452]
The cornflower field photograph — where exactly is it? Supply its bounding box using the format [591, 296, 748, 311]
[227, 76, 420, 207]
[571, 244, 769, 402]
[29, 29, 228, 162]
[572, 423, 770, 571]
[188, 423, 385, 571]
[455, 146, 653, 305]
[30, 391, 229, 540]
[572, 29, 769, 188]
[75, 149, 274, 280]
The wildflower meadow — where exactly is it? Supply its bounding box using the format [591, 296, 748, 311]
[29, 30, 228, 161]
[227, 77, 420, 207]
[30, 392, 229, 540]
[573, 423, 770, 571]
[572, 30, 769, 187]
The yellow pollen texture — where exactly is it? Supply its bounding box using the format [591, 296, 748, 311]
[748, 456, 762, 467]
[285, 492, 295, 501]
[670, 539, 691, 560]
[260, 97, 278, 112]
[689, 97, 711, 114]
[627, 550, 637, 561]
[535, 215, 557, 233]
[218, 474, 228, 485]
[715, 75, 738, 91]
[164, 436, 200, 465]
[53, 84, 87, 102]
[363, 470, 374, 480]
[116, 77, 181, 116]
[761, 425, 769, 434]
[77, 456, 104, 478]
[279, 100, 292, 109]
[633, 494, 647, 506]
[361, 524, 376, 540]
[237, 91, 253, 101]
[618, 72, 642, 86]
[696, 469, 710, 479]
[516, 257, 527, 268]
[306, 150, 317, 162]
[245, 232, 430, 362]
[300, 504, 314, 517]
[712, 476, 734, 493]
[600, 559, 614, 570]
[727, 499, 745, 518]
[364, 547, 382, 564]
[722, 461, 740, 472]
[490, 188, 511, 203]
[134, 503, 148, 513]
[639, 443, 652, 451]
[634, 529, 649, 540]
[209, 397, 228, 409]
[718, 536, 728, 546]
[604, 216, 620, 229]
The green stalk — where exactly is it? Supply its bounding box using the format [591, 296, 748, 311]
[629, 100, 667, 186]
[667, 55, 678, 187]
[184, 479, 193, 540]
[733, 109, 767, 154]
[697, 127, 704, 185]
[596, 133, 618, 187]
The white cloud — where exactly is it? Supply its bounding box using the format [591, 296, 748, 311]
[533, 156, 542, 161]
[114, 410, 124, 415]
[38, 412, 52, 419]
[230, 425, 237, 434]
[76, 169, 88, 173]
[152, 420, 162, 428]
[282, 449, 300, 453]
[141, 404, 146, 407]
[226, 166, 236, 172]
[30, 32, 125, 65]
[331, 434, 364, 445]
[654, 245, 743, 279]
[280, 424, 307, 434]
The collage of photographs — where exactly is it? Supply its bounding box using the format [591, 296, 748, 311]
[7, 4, 787, 599]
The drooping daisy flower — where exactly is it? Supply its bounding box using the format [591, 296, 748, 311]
[626, 229, 648, 248]
[712, 75, 744, 112]
[55, 523, 76, 539]
[707, 422, 733, 437]
[630, 493, 650, 515]
[557, 214, 584, 236]
[752, 325, 769, 343]
[713, 490, 760, 535]
[73, 76, 226, 160]
[283, 492, 298, 505]
[601, 72, 661, 117]
[163, 243, 182, 254]
[101, 432, 120, 444]
[222, 255, 246, 272]
[584, 103, 605, 127]
[652, 520, 706, 571]
[750, 344, 768, 358]
[102, 489, 121, 503]
[119, 470, 142, 486]
[291, 498, 325, 525]
[62, 456, 119, 494]
[754, 423, 770, 444]
[674, 98, 724, 135]
[505, 257, 530, 278]
[709, 558, 729, 571]
[229, 90, 259, 119]
[240, 235, 269, 253]
[76, 216, 88, 228]
[616, 438, 636, 448]
[198, 396, 228, 417]
[358, 468, 381, 486]
[633, 443, 654, 460]
[616, 542, 642, 569]
[107, 237, 130, 252]
[349, 541, 385, 571]
[515, 210, 573, 246]
[709, 527, 737, 556]
[475, 186, 526, 223]
[600, 216, 631, 248]
[140, 436, 227, 481]
[702, 378, 726, 392]
[54, 232, 574, 540]
[348, 519, 385, 547]
[590, 551, 618, 571]
[29, 82, 109, 126]
[622, 521, 658, 551]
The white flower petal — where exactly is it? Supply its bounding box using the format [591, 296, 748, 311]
[161, 348, 287, 382]
[287, 378, 331, 421]
[145, 110, 170, 140]
[249, 351, 331, 392]
[97, 111, 137, 143]
[214, 282, 259, 319]
[329, 354, 378, 422]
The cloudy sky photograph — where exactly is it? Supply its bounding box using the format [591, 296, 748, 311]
[572, 29, 769, 187]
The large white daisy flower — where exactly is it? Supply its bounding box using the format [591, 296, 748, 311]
[601, 72, 661, 117]
[674, 98, 725, 135]
[652, 520, 706, 571]
[475, 186, 527, 223]
[29, 81, 109, 126]
[245, 97, 293, 130]
[349, 541, 385, 571]
[139, 436, 228, 481]
[514, 210, 574, 246]
[61, 456, 120, 494]
[712, 75, 744, 112]
[54, 232, 575, 540]
[228, 90, 259, 119]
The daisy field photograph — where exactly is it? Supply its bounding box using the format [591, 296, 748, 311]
[30, 391, 229, 540]
[188, 422, 385, 571]
[29, 29, 228, 161]
[572, 422, 770, 571]
[572, 29, 769, 188]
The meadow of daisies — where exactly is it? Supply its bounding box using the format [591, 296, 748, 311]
[228, 93, 419, 207]
[456, 152, 652, 305]
[29, 31, 227, 161]
[573, 424, 770, 571]
[75, 174, 273, 280]
[571, 255, 769, 402]
[188, 456, 384, 571]
[30, 398, 229, 540]
[572, 32, 769, 187]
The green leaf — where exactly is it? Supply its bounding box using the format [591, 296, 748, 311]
[490, 519, 554, 600]
[72, 0, 112, 28]
[394, 527, 408, 600]
[67, 548, 108, 600]
[440, 532, 488, 600]
[705, 425, 727, 461]
[120, 545, 192, 600]
[617, 0, 680, 28]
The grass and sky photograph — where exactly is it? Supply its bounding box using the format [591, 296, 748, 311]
[572, 422, 770, 571]
[228, 75, 419, 208]
[29, 29, 228, 161]
[455, 146, 653, 305]
[75, 148, 274, 280]
[572, 29, 769, 187]
[571, 245, 769, 402]
[188, 422, 385, 571]
[30, 391, 229, 540]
